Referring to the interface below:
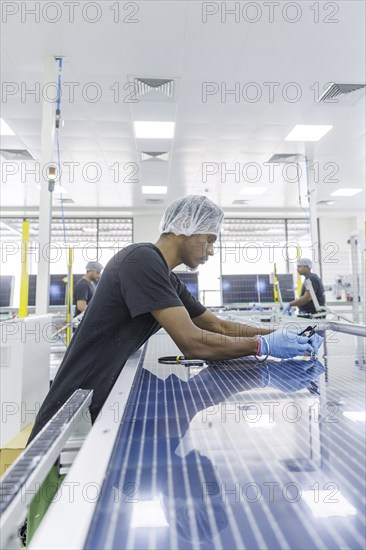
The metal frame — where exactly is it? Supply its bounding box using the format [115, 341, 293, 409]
[28, 347, 144, 550]
[0, 389, 93, 550]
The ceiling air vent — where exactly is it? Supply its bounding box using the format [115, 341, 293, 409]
[134, 78, 175, 99]
[317, 83, 366, 103]
[145, 198, 164, 204]
[267, 153, 305, 163]
[0, 149, 35, 160]
[141, 152, 169, 162]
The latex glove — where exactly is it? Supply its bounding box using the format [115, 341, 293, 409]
[308, 333, 324, 354]
[282, 303, 292, 316]
[259, 329, 313, 359]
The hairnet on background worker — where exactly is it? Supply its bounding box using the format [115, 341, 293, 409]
[159, 195, 224, 237]
[86, 261, 103, 271]
[296, 258, 312, 268]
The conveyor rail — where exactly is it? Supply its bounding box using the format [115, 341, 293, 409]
[0, 389, 93, 550]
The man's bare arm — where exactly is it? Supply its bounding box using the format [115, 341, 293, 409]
[76, 299, 87, 312]
[151, 307, 258, 360]
[289, 290, 312, 308]
[192, 309, 273, 337]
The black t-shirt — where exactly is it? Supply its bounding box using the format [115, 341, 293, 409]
[74, 278, 95, 316]
[29, 244, 206, 440]
[299, 273, 325, 314]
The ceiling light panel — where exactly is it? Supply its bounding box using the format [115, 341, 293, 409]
[0, 118, 15, 136]
[330, 188, 362, 197]
[134, 121, 175, 139]
[142, 186, 168, 194]
[239, 187, 267, 196]
[285, 125, 333, 142]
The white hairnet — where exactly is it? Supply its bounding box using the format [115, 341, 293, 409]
[86, 261, 103, 271]
[159, 195, 224, 237]
[297, 257, 312, 268]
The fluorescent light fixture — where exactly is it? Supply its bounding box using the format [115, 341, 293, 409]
[330, 188, 362, 197]
[134, 121, 175, 139]
[131, 498, 169, 528]
[0, 118, 15, 136]
[285, 125, 333, 141]
[302, 490, 357, 518]
[239, 187, 267, 196]
[142, 186, 167, 194]
[343, 411, 365, 422]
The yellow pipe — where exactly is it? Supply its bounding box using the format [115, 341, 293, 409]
[296, 245, 302, 297]
[273, 262, 279, 302]
[65, 247, 73, 346]
[19, 220, 30, 318]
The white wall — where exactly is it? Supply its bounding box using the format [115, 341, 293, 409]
[318, 216, 359, 287]
[133, 213, 162, 244]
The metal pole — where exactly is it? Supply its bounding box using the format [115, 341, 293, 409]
[35, 56, 58, 315]
[305, 146, 320, 276]
[19, 220, 30, 318]
[348, 235, 360, 323]
[66, 247, 73, 346]
[296, 245, 302, 297]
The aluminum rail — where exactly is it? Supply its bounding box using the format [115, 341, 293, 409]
[28, 348, 144, 550]
[0, 389, 93, 550]
[323, 320, 366, 337]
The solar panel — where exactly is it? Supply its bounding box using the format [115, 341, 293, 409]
[257, 274, 273, 302]
[83, 331, 366, 549]
[174, 272, 199, 299]
[28, 274, 84, 306]
[28, 275, 37, 306]
[277, 274, 295, 301]
[222, 274, 259, 303]
[0, 276, 14, 307]
[223, 274, 295, 304]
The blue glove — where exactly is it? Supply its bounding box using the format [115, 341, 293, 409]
[259, 329, 314, 358]
[308, 333, 324, 354]
[282, 304, 292, 315]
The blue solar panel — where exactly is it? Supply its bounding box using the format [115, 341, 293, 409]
[84, 331, 366, 549]
[222, 274, 295, 304]
[28, 275, 37, 306]
[277, 274, 295, 301]
[222, 274, 258, 303]
[0, 276, 14, 307]
[257, 274, 273, 302]
[28, 274, 85, 306]
[175, 272, 199, 299]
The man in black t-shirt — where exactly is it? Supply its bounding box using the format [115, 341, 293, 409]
[283, 258, 325, 315]
[27, 196, 321, 443]
[74, 261, 103, 317]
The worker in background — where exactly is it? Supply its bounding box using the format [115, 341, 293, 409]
[74, 261, 103, 317]
[27, 196, 323, 443]
[283, 258, 326, 316]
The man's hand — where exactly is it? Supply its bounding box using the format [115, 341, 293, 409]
[259, 329, 313, 358]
